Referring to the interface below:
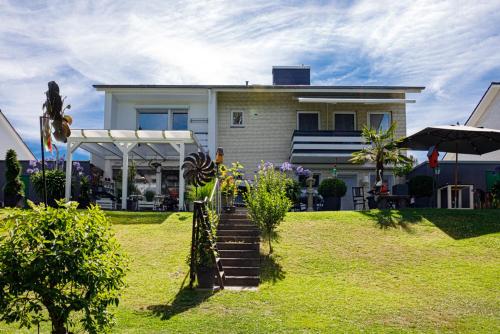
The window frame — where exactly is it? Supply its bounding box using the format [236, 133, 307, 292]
[296, 111, 320, 131]
[333, 111, 357, 131]
[230, 110, 245, 128]
[367, 111, 392, 132]
[136, 107, 189, 131]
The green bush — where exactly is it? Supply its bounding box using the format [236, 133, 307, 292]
[409, 175, 435, 197]
[245, 162, 291, 253]
[285, 179, 301, 204]
[3, 149, 24, 207]
[30, 169, 65, 206]
[187, 180, 215, 202]
[144, 189, 156, 202]
[78, 175, 91, 208]
[491, 181, 500, 208]
[0, 201, 128, 334]
[318, 178, 347, 198]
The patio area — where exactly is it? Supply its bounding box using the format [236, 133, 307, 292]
[64, 129, 203, 211]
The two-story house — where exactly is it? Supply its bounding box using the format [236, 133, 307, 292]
[74, 66, 424, 210]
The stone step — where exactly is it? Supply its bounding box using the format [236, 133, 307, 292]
[221, 257, 260, 267]
[224, 275, 259, 287]
[218, 229, 260, 237]
[217, 242, 259, 250]
[218, 224, 258, 230]
[224, 266, 260, 276]
[217, 235, 260, 243]
[219, 249, 259, 258]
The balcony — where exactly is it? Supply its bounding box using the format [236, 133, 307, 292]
[290, 130, 368, 164]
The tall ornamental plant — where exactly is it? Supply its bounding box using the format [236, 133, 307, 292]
[350, 122, 412, 182]
[245, 162, 292, 253]
[3, 149, 24, 207]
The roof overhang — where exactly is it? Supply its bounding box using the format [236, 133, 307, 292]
[297, 97, 415, 104]
[93, 84, 425, 94]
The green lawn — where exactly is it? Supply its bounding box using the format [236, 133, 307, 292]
[1, 209, 499, 333]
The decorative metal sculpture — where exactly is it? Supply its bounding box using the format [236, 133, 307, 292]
[42, 81, 72, 144]
[182, 152, 215, 186]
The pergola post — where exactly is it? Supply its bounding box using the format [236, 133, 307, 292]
[65, 141, 80, 201]
[116, 142, 136, 210]
[179, 143, 185, 210]
[155, 166, 162, 195]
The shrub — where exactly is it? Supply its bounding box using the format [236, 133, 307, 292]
[144, 189, 156, 202]
[187, 180, 215, 202]
[491, 181, 500, 208]
[30, 169, 65, 206]
[409, 175, 434, 197]
[318, 178, 347, 198]
[3, 149, 24, 207]
[245, 162, 291, 253]
[78, 175, 91, 208]
[0, 201, 128, 334]
[285, 179, 301, 204]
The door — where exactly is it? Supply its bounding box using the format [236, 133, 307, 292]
[297, 112, 319, 131]
[338, 175, 357, 210]
[334, 113, 355, 131]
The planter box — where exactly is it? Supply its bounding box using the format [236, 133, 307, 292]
[322, 196, 341, 211]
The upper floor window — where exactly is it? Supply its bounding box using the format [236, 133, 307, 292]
[297, 112, 319, 131]
[334, 112, 356, 131]
[231, 110, 244, 127]
[137, 108, 188, 130]
[368, 112, 391, 132]
[138, 112, 168, 130]
[172, 110, 188, 130]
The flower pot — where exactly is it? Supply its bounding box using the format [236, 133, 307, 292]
[323, 196, 341, 211]
[197, 266, 215, 289]
[222, 195, 235, 213]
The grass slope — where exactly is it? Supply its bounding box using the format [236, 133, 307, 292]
[0, 209, 499, 333]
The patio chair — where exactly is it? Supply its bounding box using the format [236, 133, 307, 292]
[352, 187, 366, 210]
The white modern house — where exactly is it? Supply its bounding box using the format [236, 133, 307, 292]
[444, 82, 500, 161]
[69, 66, 424, 210]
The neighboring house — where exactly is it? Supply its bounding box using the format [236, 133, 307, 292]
[444, 82, 500, 161]
[0, 109, 36, 205]
[89, 66, 424, 210]
[0, 110, 35, 161]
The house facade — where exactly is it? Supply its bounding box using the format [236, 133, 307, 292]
[90, 67, 424, 210]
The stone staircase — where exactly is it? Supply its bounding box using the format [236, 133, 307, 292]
[217, 209, 260, 288]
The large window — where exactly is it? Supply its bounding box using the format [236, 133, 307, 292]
[138, 112, 168, 130]
[368, 112, 391, 132]
[297, 112, 319, 131]
[137, 108, 188, 130]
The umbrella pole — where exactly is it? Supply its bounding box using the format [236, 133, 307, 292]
[454, 144, 458, 208]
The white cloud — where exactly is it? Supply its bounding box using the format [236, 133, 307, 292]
[0, 0, 499, 154]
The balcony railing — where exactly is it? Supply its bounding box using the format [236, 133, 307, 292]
[290, 130, 368, 164]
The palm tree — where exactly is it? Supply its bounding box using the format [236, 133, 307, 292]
[350, 122, 412, 183]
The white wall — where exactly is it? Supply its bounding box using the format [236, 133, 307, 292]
[445, 89, 500, 161]
[0, 111, 35, 161]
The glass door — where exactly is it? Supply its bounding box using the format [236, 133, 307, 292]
[334, 113, 355, 131]
[297, 112, 319, 131]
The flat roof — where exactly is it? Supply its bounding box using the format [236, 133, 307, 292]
[93, 84, 425, 93]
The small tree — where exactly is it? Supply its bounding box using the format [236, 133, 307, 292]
[0, 201, 128, 334]
[3, 149, 24, 207]
[30, 169, 65, 206]
[245, 162, 291, 253]
[350, 122, 412, 182]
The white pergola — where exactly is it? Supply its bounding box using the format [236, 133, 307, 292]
[65, 129, 203, 210]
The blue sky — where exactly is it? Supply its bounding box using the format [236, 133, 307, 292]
[1, 0, 499, 162]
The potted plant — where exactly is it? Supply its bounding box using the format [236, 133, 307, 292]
[408, 175, 434, 207]
[220, 162, 245, 213]
[318, 178, 347, 211]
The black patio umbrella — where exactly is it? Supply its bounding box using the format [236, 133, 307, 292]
[399, 125, 500, 207]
